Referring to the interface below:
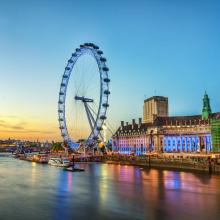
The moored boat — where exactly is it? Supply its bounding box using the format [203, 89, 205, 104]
[20, 153, 49, 163]
[36, 154, 49, 163]
[48, 157, 70, 167]
[63, 166, 85, 172]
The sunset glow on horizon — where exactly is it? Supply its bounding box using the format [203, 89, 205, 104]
[0, 114, 60, 141]
[0, 0, 220, 141]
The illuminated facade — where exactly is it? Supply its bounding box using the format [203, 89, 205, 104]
[211, 118, 220, 152]
[112, 93, 220, 154]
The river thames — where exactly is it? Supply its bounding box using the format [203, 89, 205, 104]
[0, 154, 220, 220]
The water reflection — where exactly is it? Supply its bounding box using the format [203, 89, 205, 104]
[53, 170, 71, 220]
[99, 164, 109, 206]
[31, 162, 36, 185]
[164, 171, 182, 190]
[1, 156, 220, 220]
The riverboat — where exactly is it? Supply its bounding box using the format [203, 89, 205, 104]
[63, 166, 85, 172]
[48, 157, 70, 167]
[34, 154, 49, 163]
[19, 153, 49, 163]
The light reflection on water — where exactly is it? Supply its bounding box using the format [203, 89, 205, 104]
[0, 155, 220, 220]
[31, 162, 36, 185]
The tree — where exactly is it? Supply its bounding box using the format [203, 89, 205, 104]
[50, 142, 64, 152]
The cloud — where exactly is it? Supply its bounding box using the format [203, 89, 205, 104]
[11, 126, 25, 130]
[0, 115, 20, 119]
[0, 120, 8, 127]
[0, 129, 55, 134]
[0, 121, 25, 130]
[0, 115, 57, 140]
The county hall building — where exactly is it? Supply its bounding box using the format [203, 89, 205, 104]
[112, 93, 220, 155]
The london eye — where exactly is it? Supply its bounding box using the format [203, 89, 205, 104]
[58, 43, 110, 148]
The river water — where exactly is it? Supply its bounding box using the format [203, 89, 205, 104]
[0, 154, 220, 220]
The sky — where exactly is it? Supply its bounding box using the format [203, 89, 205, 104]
[0, 0, 220, 141]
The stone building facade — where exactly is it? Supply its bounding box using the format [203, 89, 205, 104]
[112, 93, 220, 154]
[143, 96, 168, 123]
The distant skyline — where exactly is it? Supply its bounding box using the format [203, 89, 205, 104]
[0, 0, 220, 141]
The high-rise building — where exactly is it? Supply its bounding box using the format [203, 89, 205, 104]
[143, 96, 168, 123]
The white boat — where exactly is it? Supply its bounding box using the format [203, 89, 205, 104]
[48, 157, 70, 167]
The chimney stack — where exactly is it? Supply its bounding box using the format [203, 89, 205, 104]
[121, 121, 124, 127]
[138, 118, 142, 127]
[132, 119, 135, 129]
[126, 122, 129, 126]
[138, 118, 142, 125]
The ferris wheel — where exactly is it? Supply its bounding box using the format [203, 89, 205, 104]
[58, 43, 110, 148]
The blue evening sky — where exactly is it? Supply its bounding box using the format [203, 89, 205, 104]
[0, 0, 220, 140]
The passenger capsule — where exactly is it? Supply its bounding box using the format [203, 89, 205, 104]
[61, 83, 66, 87]
[102, 67, 109, 71]
[68, 59, 73, 63]
[104, 90, 110, 95]
[88, 43, 94, 47]
[102, 103, 109, 108]
[97, 50, 103, 55]
[100, 57, 107, 62]
[103, 78, 110, 83]
[65, 67, 70, 71]
[100, 115, 107, 120]
[93, 45, 99, 49]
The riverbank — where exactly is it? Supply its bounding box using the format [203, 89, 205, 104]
[3, 152, 220, 174]
[103, 155, 220, 174]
